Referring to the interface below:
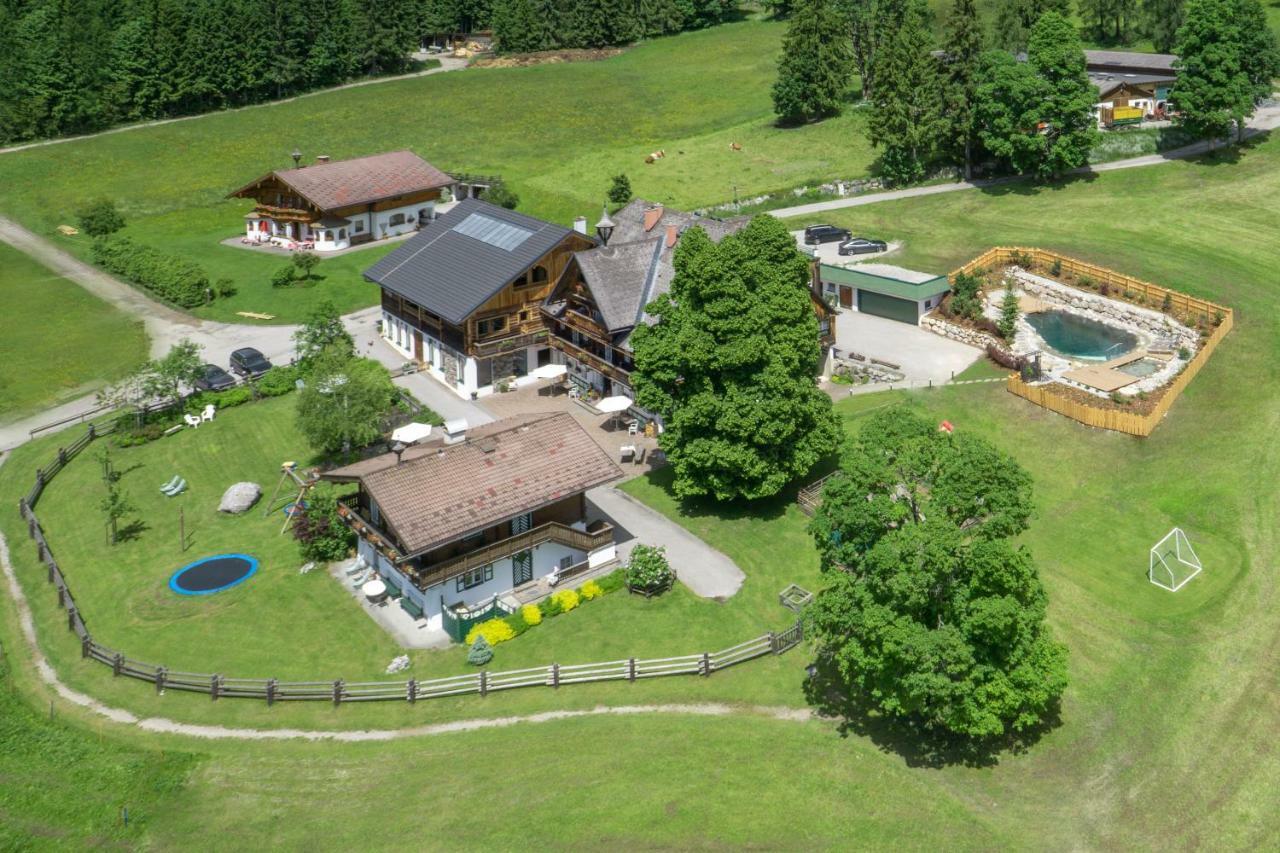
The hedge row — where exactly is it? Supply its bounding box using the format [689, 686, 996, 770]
[91, 236, 210, 308]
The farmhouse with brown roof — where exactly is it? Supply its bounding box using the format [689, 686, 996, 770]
[322, 412, 621, 637]
[228, 150, 456, 252]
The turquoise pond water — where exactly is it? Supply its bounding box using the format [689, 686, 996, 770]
[1024, 310, 1138, 360]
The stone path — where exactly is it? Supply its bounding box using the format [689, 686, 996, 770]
[586, 486, 745, 600]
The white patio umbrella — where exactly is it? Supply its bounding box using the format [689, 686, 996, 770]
[390, 422, 433, 445]
[530, 363, 568, 380]
[595, 395, 633, 413]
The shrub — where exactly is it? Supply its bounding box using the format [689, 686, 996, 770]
[91, 237, 210, 307]
[625, 544, 674, 594]
[77, 199, 125, 237]
[1050, 257, 1062, 277]
[608, 173, 632, 205]
[256, 365, 299, 397]
[973, 316, 1002, 338]
[1213, 309, 1224, 326]
[949, 271, 983, 322]
[550, 588, 580, 613]
[521, 603, 542, 626]
[540, 595, 563, 618]
[112, 422, 166, 447]
[271, 265, 297, 288]
[597, 569, 625, 594]
[1098, 282, 1111, 297]
[504, 612, 531, 636]
[467, 636, 493, 666]
[482, 180, 519, 210]
[1161, 292, 1173, 314]
[292, 485, 355, 562]
[1009, 250, 1033, 269]
[1177, 346, 1191, 360]
[465, 618, 516, 647]
[1077, 274, 1095, 290]
[579, 580, 603, 601]
[213, 385, 254, 408]
[1110, 391, 1129, 405]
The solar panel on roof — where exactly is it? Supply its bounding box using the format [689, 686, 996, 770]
[452, 213, 534, 251]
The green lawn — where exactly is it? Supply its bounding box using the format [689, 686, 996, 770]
[0, 21, 875, 325]
[0, 242, 147, 423]
[4, 120, 1280, 849]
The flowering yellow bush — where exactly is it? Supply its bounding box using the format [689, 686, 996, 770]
[550, 588, 580, 612]
[579, 580, 603, 601]
[521, 603, 543, 625]
[465, 617, 516, 647]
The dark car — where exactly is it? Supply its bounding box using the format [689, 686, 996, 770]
[195, 363, 237, 392]
[837, 237, 889, 256]
[229, 347, 272, 379]
[803, 224, 852, 245]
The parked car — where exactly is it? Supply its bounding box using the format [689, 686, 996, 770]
[803, 224, 852, 245]
[195, 363, 237, 391]
[229, 347, 272, 379]
[837, 237, 889, 256]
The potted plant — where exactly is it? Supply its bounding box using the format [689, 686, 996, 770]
[625, 544, 674, 598]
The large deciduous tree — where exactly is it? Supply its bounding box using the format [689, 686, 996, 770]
[772, 0, 854, 124]
[807, 407, 1067, 739]
[974, 50, 1049, 176]
[1026, 12, 1099, 178]
[1172, 0, 1254, 145]
[295, 352, 397, 455]
[630, 215, 839, 501]
[867, 0, 944, 184]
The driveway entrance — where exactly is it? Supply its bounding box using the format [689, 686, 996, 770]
[834, 310, 982, 384]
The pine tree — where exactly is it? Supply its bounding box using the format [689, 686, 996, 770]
[1143, 0, 1186, 53]
[867, 0, 944, 184]
[941, 0, 984, 179]
[1231, 0, 1280, 110]
[1027, 12, 1099, 178]
[992, 0, 1072, 52]
[1173, 0, 1253, 145]
[772, 0, 853, 124]
[638, 0, 684, 37]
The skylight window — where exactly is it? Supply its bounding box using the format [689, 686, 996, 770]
[453, 213, 534, 251]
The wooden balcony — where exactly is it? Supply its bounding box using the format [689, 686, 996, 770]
[417, 520, 615, 589]
[471, 327, 549, 359]
[252, 203, 315, 222]
[549, 328, 633, 384]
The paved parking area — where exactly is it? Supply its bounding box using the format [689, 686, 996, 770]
[789, 229, 900, 265]
[833, 309, 981, 384]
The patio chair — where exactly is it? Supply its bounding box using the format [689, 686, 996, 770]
[350, 568, 373, 587]
[201, 403, 216, 422]
[183, 414, 201, 428]
[162, 478, 186, 497]
[628, 420, 639, 436]
[159, 475, 181, 494]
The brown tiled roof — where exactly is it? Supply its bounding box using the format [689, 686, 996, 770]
[321, 413, 622, 557]
[232, 150, 453, 212]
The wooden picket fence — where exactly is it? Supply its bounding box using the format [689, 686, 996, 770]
[16, 421, 805, 705]
[950, 247, 1235, 437]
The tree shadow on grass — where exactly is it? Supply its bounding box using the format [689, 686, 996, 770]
[631, 451, 843, 525]
[800, 656, 1063, 769]
[115, 518, 150, 543]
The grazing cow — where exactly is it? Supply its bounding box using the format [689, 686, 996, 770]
[730, 142, 742, 151]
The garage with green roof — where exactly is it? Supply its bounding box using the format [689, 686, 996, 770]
[817, 263, 952, 325]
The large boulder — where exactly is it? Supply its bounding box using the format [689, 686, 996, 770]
[218, 482, 262, 514]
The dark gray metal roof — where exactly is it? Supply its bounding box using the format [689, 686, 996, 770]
[364, 198, 574, 325]
[1084, 50, 1177, 74]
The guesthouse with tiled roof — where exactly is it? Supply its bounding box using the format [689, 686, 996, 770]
[322, 412, 621, 637]
[228, 150, 456, 252]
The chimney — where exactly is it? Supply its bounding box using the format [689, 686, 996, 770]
[665, 225, 678, 249]
[573, 216, 588, 235]
[643, 204, 664, 233]
[316, 155, 331, 165]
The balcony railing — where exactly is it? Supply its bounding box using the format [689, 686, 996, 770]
[418, 521, 614, 588]
[336, 498, 404, 560]
[550, 333, 633, 382]
[472, 328, 549, 359]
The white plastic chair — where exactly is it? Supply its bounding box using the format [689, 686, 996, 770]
[201, 404, 216, 422]
[183, 414, 201, 428]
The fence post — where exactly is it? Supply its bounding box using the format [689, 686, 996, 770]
[88, 423, 96, 440]
[81, 636, 91, 659]
[67, 607, 77, 633]
[58, 448, 66, 467]
[112, 652, 123, 677]
[701, 652, 711, 677]
[156, 666, 167, 694]
[34, 469, 44, 492]
[628, 658, 636, 682]
[26, 513, 35, 539]
[479, 670, 488, 697]
[210, 674, 220, 701]
[551, 662, 559, 688]
[56, 586, 65, 608]
[407, 679, 417, 704]
[768, 631, 778, 654]
[266, 678, 277, 706]
[332, 679, 344, 706]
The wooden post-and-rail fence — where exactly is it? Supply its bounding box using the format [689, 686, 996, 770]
[15, 421, 806, 705]
[949, 247, 1236, 437]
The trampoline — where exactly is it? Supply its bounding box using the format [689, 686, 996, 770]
[169, 553, 259, 595]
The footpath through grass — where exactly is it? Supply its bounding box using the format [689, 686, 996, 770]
[0, 242, 147, 423]
[0, 21, 874, 324]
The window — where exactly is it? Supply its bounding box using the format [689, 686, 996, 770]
[353, 220, 365, 234]
[530, 266, 548, 285]
[925, 299, 933, 308]
[456, 564, 493, 591]
[389, 213, 406, 227]
[478, 316, 507, 337]
[519, 310, 528, 322]
[339, 229, 347, 240]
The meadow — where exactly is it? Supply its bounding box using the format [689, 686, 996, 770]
[0, 242, 147, 423]
[0, 20, 875, 325]
[4, 133, 1280, 847]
